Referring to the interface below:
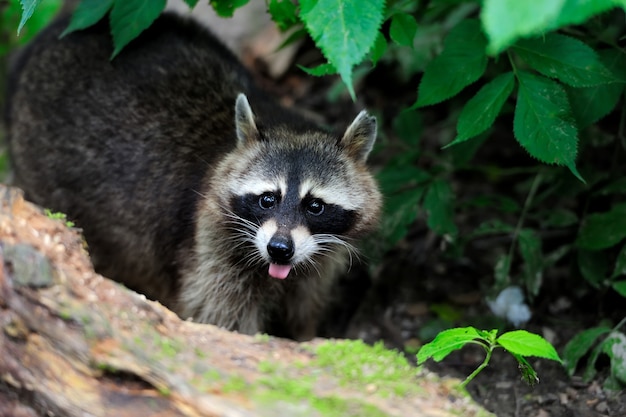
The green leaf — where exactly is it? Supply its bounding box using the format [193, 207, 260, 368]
[268, 0, 298, 31]
[481, 0, 565, 54]
[300, 0, 385, 100]
[298, 63, 337, 77]
[566, 49, 626, 128]
[518, 229, 543, 297]
[370, 31, 387, 66]
[583, 341, 605, 381]
[110, 0, 166, 58]
[17, 0, 42, 34]
[611, 244, 626, 279]
[423, 179, 458, 236]
[612, 281, 626, 298]
[497, 330, 562, 362]
[415, 19, 487, 108]
[512, 353, 539, 386]
[447, 72, 515, 147]
[577, 203, 626, 250]
[513, 34, 619, 87]
[183, 0, 199, 8]
[389, 12, 417, 47]
[5, 0, 61, 46]
[210, 0, 250, 17]
[61, 0, 114, 37]
[577, 249, 607, 288]
[563, 326, 612, 376]
[602, 332, 626, 385]
[417, 327, 482, 364]
[381, 187, 425, 246]
[513, 71, 581, 180]
[551, 0, 621, 29]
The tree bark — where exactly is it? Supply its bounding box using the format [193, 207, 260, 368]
[0, 185, 492, 417]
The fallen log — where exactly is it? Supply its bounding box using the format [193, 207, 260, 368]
[0, 185, 493, 417]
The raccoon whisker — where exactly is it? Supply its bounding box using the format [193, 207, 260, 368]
[313, 235, 361, 259]
[296, 257, 323, 279]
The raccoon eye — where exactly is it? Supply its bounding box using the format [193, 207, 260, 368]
[259, 192, 277, 209]
[306, 199, 325, 216]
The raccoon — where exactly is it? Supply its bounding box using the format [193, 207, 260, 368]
[4, 13, 381, 340]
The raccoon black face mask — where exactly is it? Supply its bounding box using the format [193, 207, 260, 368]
[5, 12, 381, 341]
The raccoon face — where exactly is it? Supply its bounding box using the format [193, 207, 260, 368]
[215, 94, 381, 280]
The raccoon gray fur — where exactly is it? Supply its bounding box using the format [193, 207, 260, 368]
[4, 13, 381, 340]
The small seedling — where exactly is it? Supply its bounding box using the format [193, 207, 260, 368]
[44, 208, 75, 228]
[417, 327, 562, 388]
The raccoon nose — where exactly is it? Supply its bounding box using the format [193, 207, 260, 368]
[267, 236, 294, 263]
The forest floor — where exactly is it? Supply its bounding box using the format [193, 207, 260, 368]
[253, 28, 626, 417]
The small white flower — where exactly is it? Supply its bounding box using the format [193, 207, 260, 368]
[487, 286, 532, 327]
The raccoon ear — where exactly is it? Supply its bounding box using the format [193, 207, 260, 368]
[339, 111, 377, 162]
[235, 94, 260, 146]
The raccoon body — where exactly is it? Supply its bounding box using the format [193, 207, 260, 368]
[4, 13, 381, 340]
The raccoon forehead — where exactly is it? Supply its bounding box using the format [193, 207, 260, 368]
[298, 178, 364, 211]
[229, 176, 288, 196]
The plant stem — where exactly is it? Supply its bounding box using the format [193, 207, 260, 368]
[460, 344, 496, 389]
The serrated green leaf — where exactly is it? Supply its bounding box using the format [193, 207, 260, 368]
[300, 0, 384, 100]
[577, 249, 607, 288]
[423, 179, 458, 236]
[390, 12, 417, 47]
[481, 0, 565, 54]
[268, 0, 298, 31]
[612, 244, 626, 279]
[551, 0, 621, 29]
[497, 330, 562, 362]
[448, 72, 515, 147]
[566, 48, 626, 128]
[563, 326, 612, 376]
[513, 71, 581, 180]
[370, 31, 387, 67]
[417, 327, 482, 364]
[110, 0, 166, 58]
[5, 0, 61, 46]
[519, 229, 543, 297]
[210, 0, 250, 17]
[17, 0, 41, 33]
[415, 19, 487, 107]
[513, 34, 619, 87]
[61, 0, 113, 37]
[602, 332, 626, 384]
[577, 203, 626, 250]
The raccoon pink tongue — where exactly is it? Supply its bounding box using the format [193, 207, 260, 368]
[269, 263, 291, 279]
